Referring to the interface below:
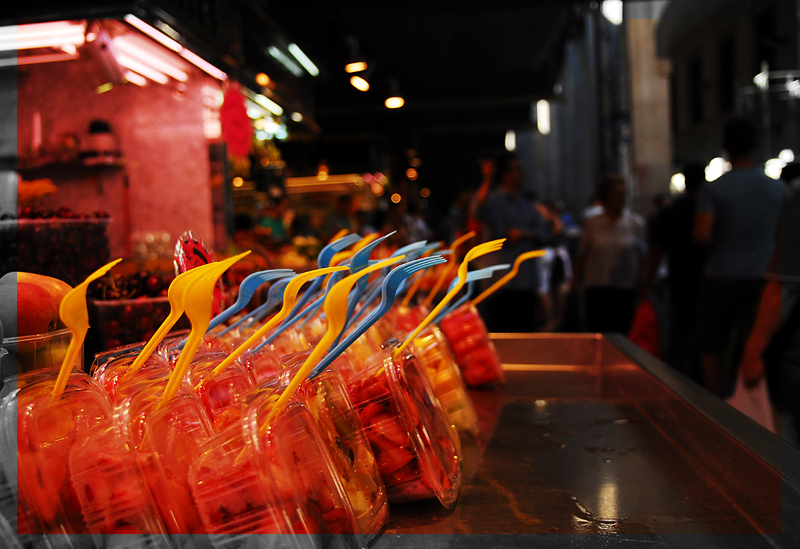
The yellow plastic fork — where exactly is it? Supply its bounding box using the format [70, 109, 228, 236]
[266, 255, 405, 425]
[420, 231, 475, 309]
[124, 263, 218, 379]
[52, 258, 123, 398]
[199, 265, 350, 385]
[471, 250, 546, 307]
[394, 238, 505, 358]
[159, 251, 250, 405]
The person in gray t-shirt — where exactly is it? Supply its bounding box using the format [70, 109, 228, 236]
[694, 117, 783, 397]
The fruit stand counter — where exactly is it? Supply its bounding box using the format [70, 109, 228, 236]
[376, 334, 800, 547]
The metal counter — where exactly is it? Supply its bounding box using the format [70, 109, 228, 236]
[375, 334, 800, 547]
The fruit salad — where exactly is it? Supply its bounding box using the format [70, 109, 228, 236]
[410, 325, 479, 435]
[439, 304, 506, 387]
[271, 360, 389, 539]
[344, 344, 461, 507]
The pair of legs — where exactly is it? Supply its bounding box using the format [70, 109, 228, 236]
[696, 278, 764, 398]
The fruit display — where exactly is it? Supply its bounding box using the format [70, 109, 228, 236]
[410, 325, 480, 435]
[0, 207, 111, 283]
[344, 344, 461, 507]
[272, 359, 389, 539]
[0, 271, 76, 379]
[438, 304, 506, 387]
[87, 270, 184, 351]
[187, 351, 256, 433]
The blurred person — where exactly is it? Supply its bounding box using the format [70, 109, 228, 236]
[739, 171, 800, 445]
[642, 162, 708, 381]
[574, 174, 647, 334]
[538, 200, 574, 331]
[258, 196, 289, 243]
[693, 117, 783, 398]
[474, 152, 549, 332]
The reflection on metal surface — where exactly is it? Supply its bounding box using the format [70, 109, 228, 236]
[379, 334, 793, 543]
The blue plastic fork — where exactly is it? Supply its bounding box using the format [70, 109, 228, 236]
[362, 240, 427, 309]
[206, 269, 294, 332]
[308, 254, 447, 378]
[430, 264, 510, 325]
[253, 269, 348, 353]
[336, 232, 396, 345]
[279, 233, 361, 330]
[219, 275, 294, 336]
[175, 268, 294, 349]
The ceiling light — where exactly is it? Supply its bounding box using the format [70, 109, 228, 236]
[287, 43, 318, 76]
[111, 35, 188, 82]
[385, 79, 404, 109]
[602, 0, 624, 26]
[0, 51, 78, 67]
[122, 14, 227, 80]
[505, 130, 516, 152]
[0, 20, 86, 52]
[268, 45, 304, 78]
[670, 173, 686, 193]
[291, 112, 303, 122]
[350, 74, 370, 92]
[113, 52, 169, 84]
[256, 72, 271, 87]
[345, 61, 367, 73]
[123, 14, 181, 52]
[253, 93, 284, 116]
[536, 100, 551, 135]
[123, 70, 148, 86]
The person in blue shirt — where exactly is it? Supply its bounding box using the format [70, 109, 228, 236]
[475, 153, 549, 332]
[693, 117, 783, 398]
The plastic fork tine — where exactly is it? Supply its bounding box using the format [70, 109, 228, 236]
[471, 249, 546, 307]
[203, 266, 349, 382]
[362, 239, 427, 305]
[284, 233, 361, 326]
[338, 232, 396, 342]
[432, 264, 510, 324]
[205, 269, 294, 332]
[310, 255, 446, 378]
[221, 275, 294, 335]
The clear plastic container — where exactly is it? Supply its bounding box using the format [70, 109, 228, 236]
[240, 344, 284, 384]
[344, 343, 462, 507]
[189, 406, 323, 549]
[68, 421, 172, 547]
[116, 383, 214, 548]
[187, 351, 255, 433]
[9, 370, 113, 535]
[244, 390, 364, 548]
[410, 325, 479, 435]
[91, 343, 171, 403]
[1, 328, 78, 379]
[272, 360, 389, 539]
[439, 304, 506, 387]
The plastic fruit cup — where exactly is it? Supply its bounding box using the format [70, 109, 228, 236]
[1, 328, 77, 379]
[92, 344, 172, 403]
[116, 384, 214, 547]
[189, 399, 350, 549]
[245, 389, 364, 548]
[344, 343, 462, 507]
[68, 421, 172, 547]
[240, 344, 284, 384]
[438, 304, 506, 387]
[411, 326, 479, 435]
[271, 359, 389, 539]
[187, 351, 255, 433]
[269, 327, 311, 360]
[8, 370, 113, 535]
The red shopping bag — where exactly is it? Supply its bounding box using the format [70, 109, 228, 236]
[628, 299, 661, 357]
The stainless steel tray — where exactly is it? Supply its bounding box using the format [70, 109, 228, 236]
[376, 334, 800, 547]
